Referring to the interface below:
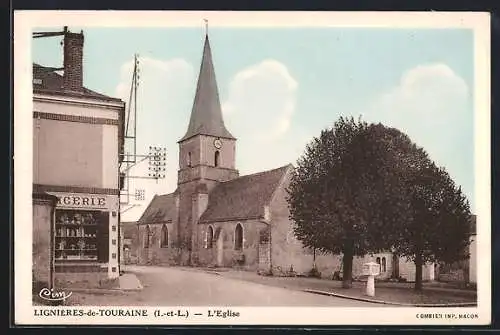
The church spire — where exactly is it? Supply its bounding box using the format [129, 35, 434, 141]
[179, 26, 235, 142]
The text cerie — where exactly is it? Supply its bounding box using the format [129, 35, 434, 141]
[57, 195, 106, 207]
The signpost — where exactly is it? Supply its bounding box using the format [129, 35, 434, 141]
[362, 261, 381, 297]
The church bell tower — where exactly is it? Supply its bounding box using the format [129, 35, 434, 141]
[178, 32, 239, 188]
[176, 29, 239, 265]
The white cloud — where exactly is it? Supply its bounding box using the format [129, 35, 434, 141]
[366, 63, 473, 206]
[116, 56, 195, 221]
[222, 59, 298, 141]
[118, 57, 304, 219]
[221, 59, 302, 174]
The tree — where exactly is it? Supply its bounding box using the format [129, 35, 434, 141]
[287, 117, 412, 288]
[392, 162, 472, 291]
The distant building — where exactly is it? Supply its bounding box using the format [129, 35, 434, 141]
[120, 221, 139, 265]
[437, 215, 477, 284]
[32, 27, 126, 289]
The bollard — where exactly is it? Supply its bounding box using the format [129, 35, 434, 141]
[366, 275, 375, 297]
[362, 261, 380, 297]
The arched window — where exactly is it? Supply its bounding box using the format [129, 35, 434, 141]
[160, 224, 168, 248]
[144, 225, 150, 249]
[187, 152, 192, 167]
[235, 223, 243, 250]
[206, 226, 214, 249]
[382, 257, 387, 272]
[376, 257, 381, 265]
[214, 150, 220, 167]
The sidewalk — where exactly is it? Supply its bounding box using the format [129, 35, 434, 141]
[60, 272, 143, 294]
[118, 273, 143, 291]
[202, 268, 477, 306]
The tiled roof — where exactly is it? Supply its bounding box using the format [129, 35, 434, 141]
[179, 35, 235, 141]
[199, 164, 292, 223]
[32, 63, 123, 103]
[137, 193, 177, 225]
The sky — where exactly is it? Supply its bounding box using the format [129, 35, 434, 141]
[32, 26, 475, 221]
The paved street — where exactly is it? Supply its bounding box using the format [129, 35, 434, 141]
[70, 265, 378, 306]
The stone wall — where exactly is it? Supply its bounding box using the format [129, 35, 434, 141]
[32, 194, 57, 291]
[196, 220, 267, 269]
[137, 223, 180, 265]
[269, 171, 317, 275]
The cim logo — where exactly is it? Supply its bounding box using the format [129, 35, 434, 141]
[38, 288, 72, 302]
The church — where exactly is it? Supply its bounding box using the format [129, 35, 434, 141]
[135, 32, 469, 283]
[136, 32, 311, 274]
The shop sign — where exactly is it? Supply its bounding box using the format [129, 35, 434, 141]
[55, 194, 107, 208]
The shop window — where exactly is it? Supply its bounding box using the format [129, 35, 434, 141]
[382, 257, 387, 272]
[206, 226, 214, 249]
[235, 223, 243, 250]
[214, 151, 220, 167]
[144, 225, 150, 249]
[160, 224, 168, 248]
[54, 209, 108, 263]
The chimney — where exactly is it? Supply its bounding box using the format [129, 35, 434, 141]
[62, 27, 84, 92]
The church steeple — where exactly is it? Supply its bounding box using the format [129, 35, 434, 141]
[179, 30, 235, 142]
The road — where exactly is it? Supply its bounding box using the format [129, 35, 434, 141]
[70, 265, 376, 306]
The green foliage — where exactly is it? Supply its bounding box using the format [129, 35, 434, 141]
[392, 163, 473, 264]
[287, 116, 412, 257]
[287, 116, 473, 287]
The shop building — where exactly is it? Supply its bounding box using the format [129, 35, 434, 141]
[32, 28, 125, 287]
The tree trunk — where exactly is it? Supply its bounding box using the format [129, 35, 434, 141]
[342, 242, 354, 289]
[414, 251, 423, 291]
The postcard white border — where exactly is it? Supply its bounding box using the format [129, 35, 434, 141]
[14, 10, 491, 326]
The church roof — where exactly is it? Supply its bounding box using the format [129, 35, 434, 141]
[179, 35, 235, 142]
[199, 164, 292, 223]
[33, 63, 124, 103]
[137, 193, 176, 225]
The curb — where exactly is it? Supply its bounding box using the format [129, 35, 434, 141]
[62, 288, 127, 295]
[303, 289, 477, 307]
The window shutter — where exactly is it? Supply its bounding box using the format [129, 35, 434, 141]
[97, 211, 109, 263]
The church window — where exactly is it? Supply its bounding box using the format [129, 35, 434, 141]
[206, 226, 214, 249]
[382, 257, 387, 272]
[214, 150, 220, 167]
[160, 224, 168, 248]
[187, 152, 192, 167]
[376, 257, 381, 265]
[144, 225, 150, 249]
[235, 223, 243, 250]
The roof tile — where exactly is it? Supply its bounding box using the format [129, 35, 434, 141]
[33, 63, 123, 103]
[199, 165, 291, 223]
[138, 193, 177, 225]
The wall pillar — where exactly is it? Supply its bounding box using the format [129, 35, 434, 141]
[32, 192, 58, 293]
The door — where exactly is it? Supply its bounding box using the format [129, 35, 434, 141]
[392, 253, 399, 278]
[216, 229, 224, 267]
